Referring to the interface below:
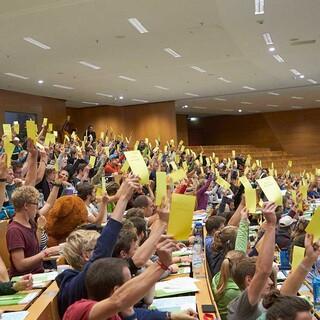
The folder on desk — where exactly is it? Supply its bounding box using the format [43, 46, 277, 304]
[155, 277, 199, 298]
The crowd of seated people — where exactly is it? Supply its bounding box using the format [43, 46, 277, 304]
[0, 119, 319, 320]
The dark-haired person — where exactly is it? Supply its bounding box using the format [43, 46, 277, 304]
[84, 125, 96, 143]
[204, 215, 226, 253]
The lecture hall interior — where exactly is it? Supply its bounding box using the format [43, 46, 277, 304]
[1, 1, 320, 320]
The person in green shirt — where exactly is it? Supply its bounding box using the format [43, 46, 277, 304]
[211, 207, 249, 320]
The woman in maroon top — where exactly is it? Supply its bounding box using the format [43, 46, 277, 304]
[6, 186, 58, 277]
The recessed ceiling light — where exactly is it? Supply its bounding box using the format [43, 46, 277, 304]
[267, 104, 279, 107]
[214, 97, 227, 101]
[268, 92, 280, 96]
[268, 47, 276, 52]
[38, 80, 44, 84]
[189, 117, 198, 122]
[263, 33, 273, 45]
[82, 101, 99, 105]
[182, 105, 189, 109]
[154, 85, 169, 90]
[119, 96, 124, 100]
[23, 37, 51, 50]
[290, 69, 301, 76]
[4, 72, 29, 80]
[291, 106, 303, 109]
[164, 48, 182, 58]
[299, 74, 305, 79]
[218, 77, 232, 83]
[238, 109, 243, 113]
[128, 18, 148, 34]
[190, 66, 206, 73]
[240, 101, 252, 105]
[291, 96, 304, 100]
[132, 98, 149, 103]
[96, 92, 113, 98]
[192, 106, 207, 110]
[307, 79, 317, 84]
[255, 0, 264, 15]
[118, 75, 136, 82]
[273, 54, 285, 63]
[79, 61, 101, 70]
[185, 92, 199, 97]
[242, 86, 256, 91]
[53, 84, 74, 90]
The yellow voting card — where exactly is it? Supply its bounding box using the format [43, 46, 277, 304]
[89, 156, 96, 168]
[291, 246, 305, 271]
[101, 177, 106, 193]
[256, 176, 282, 206]
[121, 160, 130, 173]
[232, 150, 235, 158]
[185, 149, 190, 156]
[26, 120, 37, 142]
[245, 188, 256, 214]
[43, 118, 48, 126]
[288, 160, 292, 168]
[167, 194, 196, 240]
[4, 141, 14, 167]
[155, 172, 167, 206]
[182, 161, 188, 171]
[95, 186, 103, 197]
[13, 121, 19, 134]
[216, 175, 231, 190]
[239, 176, 252, 189]
[124, 150, 149, 185]
[169, 168, 187, 183]
[53, 131, 58, 138]
[44, 133, 55, 146]
[48, 123, 53, 132]
[3, 124, 12, 141]
[291, 190, 297, 203]
[316, 168, 320, 176]
[170, 161, 178, 171]
[299, 185, 308, 200]
[215, 157, 219, 164]
[306, 207, 320, 240]
[269, 168, 274, 177]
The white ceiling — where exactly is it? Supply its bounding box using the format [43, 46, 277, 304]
[0, 0, 320, 115]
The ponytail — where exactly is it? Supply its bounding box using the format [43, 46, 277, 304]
[215, 258, 231, 298]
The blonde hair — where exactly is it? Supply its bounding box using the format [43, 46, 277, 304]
[12, 186, 39, 210]
[215, 250, 246, 299]
[63, 230, 99, 271]
[212, 226, 238, 252]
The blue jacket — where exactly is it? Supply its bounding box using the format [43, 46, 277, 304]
[56, 218, 167, 320]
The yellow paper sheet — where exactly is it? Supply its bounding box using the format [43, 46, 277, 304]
[170, 161, 178, 171]
[175, 155, 180, 164]
[256, 176, 282, 206]
[305, 207, 320, 240]
[4, 141, 15, 167]
[215, 157, 219, 164]
[299, 185, 308, 201]
[13, 121, 19, 134]
[43, 118, 48, 126]
[48, 123, 53, 132]
[232, 150, 235, 158]
[44, 133, 56, 146]
[252, 163, 257, 170]
[89, 156, 96, 168]
[288, 160, 292, 168]
[26, 120, 37, 142]
[212, 152, 215, 159]
[244, 167, 250, 176]
[121, 160, 130, 173]
[124, 150, 149, 185]
[245, 188, 257, 214]
[316, 168, 320, 177]
[96, 186, 103, 197]
[53, 131, 58, 138]
[155, 172, 167, 206]
[3, 124, 12, 141]
[167, 194, 196, 240]
[239, 176, 252, 189]
[182, 161, 188, 171]
[291, 190, 297, 203]
[291, 246, 305, 271]
[169, 168, 187, 183]
[101, 177, 106, 193]
[185, 149, 190, 156]
[216, 175, 231, 190]
[269, 168, 274, 177]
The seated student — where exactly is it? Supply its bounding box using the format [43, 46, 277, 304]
[0, 256, 32, 295]
[227, 202, 300, 320]
[291, 218, 308, 248]
[204, 215, 226, 253]
[104, 154, 120, 175]
[276, 215, 296, 250]
[6, 186, 59, 277]
[63, 250, 197, 320]
[133, 195, 154, 218]
[126, 216, 148, 244]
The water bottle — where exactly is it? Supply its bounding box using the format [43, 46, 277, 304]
[313, 275, 320, 311]
[192, 222, 203, 278]
[279, 249, 291, 270]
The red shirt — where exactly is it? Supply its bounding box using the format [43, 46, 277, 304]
[6, 220, 44, 277]
[63, 299, 121, 320]
[104, 164, 119, 174]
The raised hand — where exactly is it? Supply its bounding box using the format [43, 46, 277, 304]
[156, 236, 177, 268]
[116, 174, 140, 201]
[304, 234, 320, 264]
[0, 154, 8, 178]
[262, 201, 277, 226]
[240, 207, 249, 220]
[157, 197, 170, 224]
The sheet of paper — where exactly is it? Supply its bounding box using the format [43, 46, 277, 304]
[245, 188, 257, 214]
[170, 161, 178, 171]
[257, 176, 282, 206]
[101, 177, 106, 193]
[167, 194, 196, 240]
[292, 246, 305, 271]
[232, 150, 235, 158]
[239, 176, 252, 189]
[13, 121, 19, 134]
[3, 124, 12, 141]
[42, 118, 48, 126]
[155, 277, 198, 298]
[1, 311, 29, 320]
[124, 150, 149, 185]
[89, 156, 96, 168]
[26, 120, 37, 142]
[4, 141, 15, 167]
[169, 168, 186, 183]
[121, 160, 129, 173]
[216, 175, 231, 190]
[306, 207, 320, 240]
[299, 185, 308, 201]
[151, 296, 196, 313]
[155, 172, 167, 206]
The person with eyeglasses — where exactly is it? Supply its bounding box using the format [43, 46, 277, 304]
[6, 185, 59, 277]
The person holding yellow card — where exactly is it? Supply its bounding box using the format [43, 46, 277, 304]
[124, 150, 149, 185]
[155, 172, 167, 206]
[257, 176, 283, 206]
